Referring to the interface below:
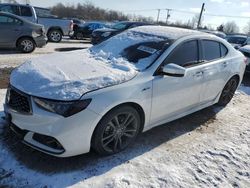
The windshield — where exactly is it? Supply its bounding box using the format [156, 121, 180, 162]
[227, 36, 247, 44]
[90, 30, 173, 70]
[112, 23, 128, 30]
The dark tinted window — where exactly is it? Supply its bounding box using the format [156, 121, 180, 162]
[20, 6, 32, 17]
[220, 43, 228, 57]
[0, 15, 22, 25]
[165, 40, 199, 67]
[0, 5, 19, 15]
[202, 40, 221, 61]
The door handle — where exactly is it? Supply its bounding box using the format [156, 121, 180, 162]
[14, 29, 20, 32]
[222, 62, 228, 67]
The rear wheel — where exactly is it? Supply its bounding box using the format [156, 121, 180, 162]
[75, 31, 84, 40]
[17, 37, 36, 53]
[48, 29, 62, 42]
[92, 106, 141, 155]
[218, 76, 239, 106]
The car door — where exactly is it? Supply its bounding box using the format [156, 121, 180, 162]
[0, 15, 23, 48]
[150, 40, 204, 125]
[199, 40, 230, 103]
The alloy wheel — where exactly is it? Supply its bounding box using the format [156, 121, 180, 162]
[220, 78, 238, 105]
[101, 112, 138, 153]
[50, 31, 61, 42]
[20, 40, 34, 52]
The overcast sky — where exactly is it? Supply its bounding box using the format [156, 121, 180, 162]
[16, 0, 250, 31]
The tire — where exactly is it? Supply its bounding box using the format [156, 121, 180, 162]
[75, 31, 84, 40]
[217, 76, 239, 106]
[48, 29, 62, 42]
[92, 105, 141, 155]
[17, 37, 36, 53]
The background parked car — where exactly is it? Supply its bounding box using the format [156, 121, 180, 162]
[71, 21, 108, 40]
[226, 34, 249, 49]
[239, 45, 250, 73]
[0, 12, 47, 53]
[199, 29, 226, 39]
[91, 21, 153, 44]
[0, 3, 73, 42]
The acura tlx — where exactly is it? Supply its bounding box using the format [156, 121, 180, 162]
[4, 26, 246, 157]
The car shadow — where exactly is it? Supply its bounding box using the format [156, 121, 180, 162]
[0, 105, 220, 187]
[54, 47, 88, 52]
[0, 49, 22, 55]
[242, 72, 250, 87]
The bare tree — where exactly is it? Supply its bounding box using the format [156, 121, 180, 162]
[190, 14, 203, 29]
[243, 21, 250, 35]
[223, 21, 239, 34]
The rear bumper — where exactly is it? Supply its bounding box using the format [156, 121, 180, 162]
[34, 36, 47, 48]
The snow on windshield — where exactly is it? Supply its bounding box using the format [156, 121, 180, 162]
[90, 30, 170, 70]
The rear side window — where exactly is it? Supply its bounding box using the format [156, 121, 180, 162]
[20, 6, 32, 17]
[0, 15, 22, 25]
[202, 40, 221, 61]
[165, 40, 199, 67]
[220, 43, 228, 57]
[0, 5, 19, 15]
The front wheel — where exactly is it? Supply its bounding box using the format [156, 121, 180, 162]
[17, 37, 36, 53]
[217, 77, 239, 106]
[92, 106, 141, 155]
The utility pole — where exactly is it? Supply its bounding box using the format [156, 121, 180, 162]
[156, 9, 161, 23]
[197, 3, 205, 29]
[166, 9, 171, 25]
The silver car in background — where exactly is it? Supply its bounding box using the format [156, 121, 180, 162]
[0, 12, 47, 53]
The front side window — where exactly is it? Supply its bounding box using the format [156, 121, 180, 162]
[20, 6, 32, 17]
[202, 40, 221, 61]
[165, 40, 199, 67]
[0, 15, 22, 25]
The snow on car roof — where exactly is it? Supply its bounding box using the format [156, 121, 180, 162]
[131, 25, 205, 40]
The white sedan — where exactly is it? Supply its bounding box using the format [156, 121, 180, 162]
[4, 26, 246, 157]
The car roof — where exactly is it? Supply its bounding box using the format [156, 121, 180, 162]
[131, 25, 207, 40]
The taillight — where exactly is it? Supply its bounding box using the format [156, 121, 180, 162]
[70, 20, 74, 30]
[244, 58, 248, 65]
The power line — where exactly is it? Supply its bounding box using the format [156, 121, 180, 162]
[123, 8, 250, 19]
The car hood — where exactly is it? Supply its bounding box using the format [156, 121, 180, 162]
[10, 50, 137, 101]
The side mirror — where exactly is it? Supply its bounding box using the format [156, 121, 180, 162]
[161, 63, 186, 77]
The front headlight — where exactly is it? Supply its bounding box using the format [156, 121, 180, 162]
[101, 32, 111, 37]
[34, 97, 92, 117]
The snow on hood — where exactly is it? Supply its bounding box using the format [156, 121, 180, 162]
[10, 50, 137, 100]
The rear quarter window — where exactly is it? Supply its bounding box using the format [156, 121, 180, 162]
[202, 40, 221, 61]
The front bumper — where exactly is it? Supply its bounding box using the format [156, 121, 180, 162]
[34, 35, 47, 48]
[4, 96, 101, 157]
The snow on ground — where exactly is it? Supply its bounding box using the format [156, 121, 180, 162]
[0, 38, 91, 68]
[0, 85, 249, 188]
